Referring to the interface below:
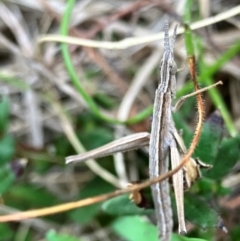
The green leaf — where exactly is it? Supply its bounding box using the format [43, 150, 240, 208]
[194, 121, 222, 165]
[0, 223, 14, 241]
[111, 216, 208, 241]
[196, 178, 230, 198]
[230, 226, 240, 241]
[0, 97, 9, 134]
[79, 127, 113, 151]
[69, 177, 114, 224]
[55, 136, 73, 157]
[0, 134, 15, 165]
[173, 114, 223, 166]
[105, 193, 222, 236]
[184, 194, 222, 229]
[102, 194, 154, 216]
[46, 230, 80, 241]
[5, 183, 58, 209]
[195, 178, 218, 195]
[206, 135, 240, 179]
[111, 216, 158, 241]
[182, 239, 209, 241]
[0, 164, 15, 194]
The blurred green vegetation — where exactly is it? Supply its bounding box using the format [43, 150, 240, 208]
[1, 0, 240, 241]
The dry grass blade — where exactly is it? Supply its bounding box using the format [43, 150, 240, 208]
[66, 132, 150, 164]
[38, 5, 240, 49]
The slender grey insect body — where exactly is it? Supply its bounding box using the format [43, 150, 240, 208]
[149, 22, 186, 241]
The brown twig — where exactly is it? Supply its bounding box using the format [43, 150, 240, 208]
[0, 155, 209, 222]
